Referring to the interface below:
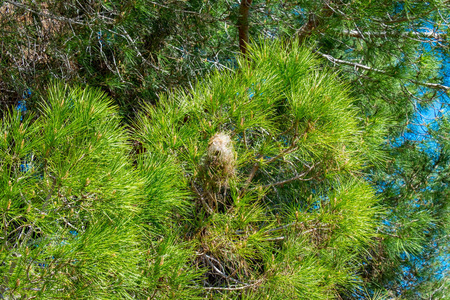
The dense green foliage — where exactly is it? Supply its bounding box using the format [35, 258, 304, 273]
[1, 0, 449, 298]
[0, 0, 237, 116]
[0, 85, 197, 299]
[2, 40, 386, 299]
[369, 118, 450, 299]
[1, 0, 448, 119]
[134, 40, 387, 298]
[1, 85, 141, 298]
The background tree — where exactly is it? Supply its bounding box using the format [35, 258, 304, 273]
[0, 0, 235, 117]
[1, 1, 448, 117]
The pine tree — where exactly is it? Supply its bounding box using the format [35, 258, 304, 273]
[0, 84, 200, 299]
[2, 38, 391, 299]
[133, 39, 388, 298]
[1, 0, 448, 295]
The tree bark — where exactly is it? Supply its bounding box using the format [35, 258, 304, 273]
[238, 0, 252, 56]
[297, 1, 334, 44]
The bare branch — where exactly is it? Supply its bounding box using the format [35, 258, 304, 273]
[341, 29, 447, 42]
[202, 254, 243, 284]
[266, 222, 297, 233]
[240, 161, 260, 196]
[317, 52, 450, 92]
[252, 163, 317, 191]
[203, 279, 263, 291]
[148, 1, 207, 16]
[265, 236, 285, 241]
[264, 145, 299, 164]
[317, 51, 386, 73]
[409, 79, 450, 91]
[257, 173, 314, 190]
[191, 181, 214, 214]
[372, 3, 446, 25]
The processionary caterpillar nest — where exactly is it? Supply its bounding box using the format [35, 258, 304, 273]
[200, 132, 236, 192]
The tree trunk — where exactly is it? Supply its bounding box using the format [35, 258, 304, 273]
[238, 0, 252, 55]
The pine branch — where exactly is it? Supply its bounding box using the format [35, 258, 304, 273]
[371, 2, 449, 25]
[202, 254, 244, 284]
[191, 181, 214, 214]
[316, 52, 450, 92]
[317, 51, 387, 73]
[203, 279, 263, 291]
[341, 29, 448, 42]
[252, 163, 317, 191]
[240, 145, 299, 196]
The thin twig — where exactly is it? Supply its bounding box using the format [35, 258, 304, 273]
[316, 51, 450, 92]
[191, 181, 214, 214]
[240, 161, 260, 196]
[203, 280, 263, 291]
[265, 222, 301, 233]
[252, 163, 317, 191]
[317, 51, 386, 73]
[265, 236, 285, 241]
[264, 145, 299, 164]
[341, 29, 447, 42]
[203, 254, 243, 284]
